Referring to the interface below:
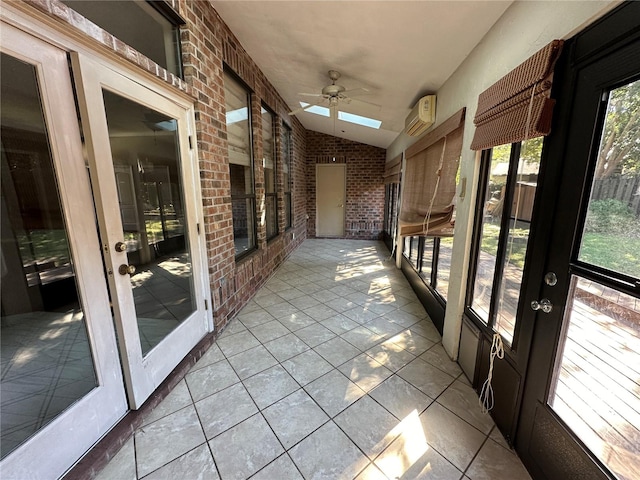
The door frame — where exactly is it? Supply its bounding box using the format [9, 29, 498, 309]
[316, 163, 346, 237]
[70, 51, 213, 408]
[0, 22, 127, 480]
[516, 4, 640, 478]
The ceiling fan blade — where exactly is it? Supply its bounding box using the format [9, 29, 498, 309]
[299, 92, 323, 97]
[288, 99, 327, 116]
[341, 87, 370, 96]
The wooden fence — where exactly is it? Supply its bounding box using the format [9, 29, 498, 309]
[591, 176, 640, 216]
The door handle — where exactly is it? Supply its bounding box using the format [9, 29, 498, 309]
[531, 298, 553, 313]
[118, 264, 136, 276]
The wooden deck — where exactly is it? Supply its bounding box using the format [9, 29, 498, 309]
[406, 239, 640, 479]
[550, 281, 640, 480]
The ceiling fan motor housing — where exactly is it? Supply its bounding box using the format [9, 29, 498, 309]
[322, 84, 345, 96]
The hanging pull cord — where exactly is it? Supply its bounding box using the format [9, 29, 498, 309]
[479, 333, 504, 414]
[422, 136, 448, 235]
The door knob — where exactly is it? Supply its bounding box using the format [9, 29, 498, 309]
[118, 264, 136, 276]
[531, 298, 553, 313]
[114, 241, 127, 253]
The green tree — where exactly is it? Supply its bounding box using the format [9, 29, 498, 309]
[594, 79, 640, 178]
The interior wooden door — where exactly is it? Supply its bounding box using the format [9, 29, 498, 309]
[316, 163, 346, 237]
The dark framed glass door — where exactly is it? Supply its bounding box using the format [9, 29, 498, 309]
[517, 5, 640, 479]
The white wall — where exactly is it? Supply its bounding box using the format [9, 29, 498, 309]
[386, 0, 620, 359]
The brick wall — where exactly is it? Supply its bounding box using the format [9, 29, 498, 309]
[21, 0, 308, 331]
[177, 0, 308, 328]
[306, 131, 386, 240]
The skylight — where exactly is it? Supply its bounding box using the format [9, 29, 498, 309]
[299, 102, 381, 129]
[299, 102, 330, 117]
[338, 111, 382, 129]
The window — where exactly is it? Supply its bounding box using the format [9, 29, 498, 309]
[224, 72, 256, 257]
[467, 138, 542, 345]
[61, 1, 184, 77]
[402, 235, 452, 301]
[299, 102, 382, 129]
[282, 124, 293, 230]
[383, 183, 399, 237]
[262, 106, 278, 240]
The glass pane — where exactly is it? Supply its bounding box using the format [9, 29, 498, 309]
[1, 54, 98, 458]
[578, 80, 640, 279]
[284, 192, 292, 230]
[225, 74, 252, 170]
[549, 276, 640, 480]
[61, 0, 181, 76]
[233, 197, 255, 255]
[266, 194, 277, 239]
[282, 126, 291, 194]
[471, 144, 512, 323]
[419, 238, 434, 283]
[282, 126, 292, 229]
[103, 90, 195, 356]
[437, 237, 453, 301]
[494, 138, 541, 344]
[262, 107, 275, 194]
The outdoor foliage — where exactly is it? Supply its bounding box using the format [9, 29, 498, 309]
[595, 79, 640, 178]
[581, 198, 640, 277]
[584, 199, 640, 236]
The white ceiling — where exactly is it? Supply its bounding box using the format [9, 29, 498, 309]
[212, 1, 513, 149]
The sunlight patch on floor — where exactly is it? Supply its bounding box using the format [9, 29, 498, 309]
[375, 410, 430, 479]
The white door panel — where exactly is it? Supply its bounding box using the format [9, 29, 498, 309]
[70, 52, 210, 408]
[0, 23, 127, 480]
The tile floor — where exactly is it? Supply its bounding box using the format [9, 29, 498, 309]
[1, 253, 193, 459]
[95, 239, 532, 480]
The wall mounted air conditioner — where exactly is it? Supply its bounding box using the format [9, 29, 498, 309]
[405, 95, 436, 136]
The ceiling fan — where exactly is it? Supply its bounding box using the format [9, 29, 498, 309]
[289, 70, 380, 117]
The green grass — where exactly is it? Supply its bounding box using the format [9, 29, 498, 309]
[479, 222, 640, 277]
[480, 223, 530, 269]
[579, 233, 640, 278]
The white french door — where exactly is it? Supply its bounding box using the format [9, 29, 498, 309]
[0, 24, 127, 480]
[71, 52, 211, 408]
[1, 14, 212, 477]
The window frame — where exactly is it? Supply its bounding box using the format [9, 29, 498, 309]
[282, 122, 293, 231]
[224, 69, 257, 260]
[402, 234, 449, 304]
[60, 0, 185, 78]
[465, 141, 541, 349]
[261, 103, 278, 242]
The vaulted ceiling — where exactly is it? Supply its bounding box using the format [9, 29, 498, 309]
[212, 1, 513, 148]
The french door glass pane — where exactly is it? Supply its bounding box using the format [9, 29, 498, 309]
[471, 144, 511, 323]
[548, 276, 640, 480]
[102, 90, 195, 356]
[578, 80, 640, 279]
[494, 138, 541, 344]
[1, 54, 97, 458]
